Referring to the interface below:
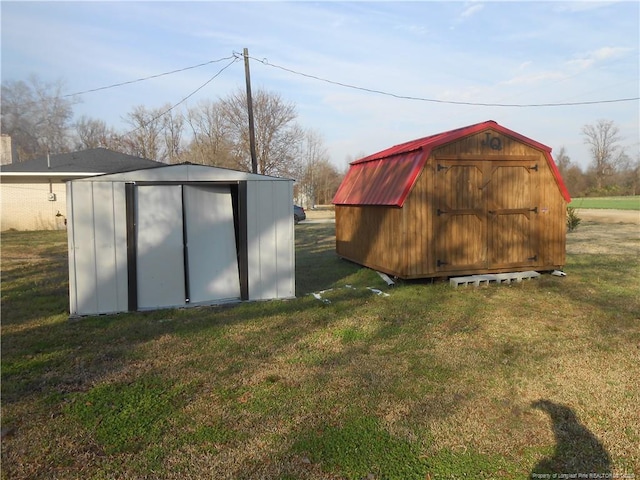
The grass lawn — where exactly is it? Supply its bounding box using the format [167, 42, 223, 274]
[569, 195, 640, 210]
[1, 225, 639, 479]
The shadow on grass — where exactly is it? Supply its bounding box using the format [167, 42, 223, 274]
[0, 224, 367, 407]
[559, 253, 640, 338]
[531, 400, 611, 476]
[295, 223, 361, 295]
[3, 226, 634, 479]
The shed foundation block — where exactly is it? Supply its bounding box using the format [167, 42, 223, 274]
[450, 270, 541, 287]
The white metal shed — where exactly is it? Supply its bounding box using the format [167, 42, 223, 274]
[66, 164, 295, 316]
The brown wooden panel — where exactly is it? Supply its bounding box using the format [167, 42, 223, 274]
[486, 163, 539, 268]
[403, 168, 429, 277]
[436, 213, 486, 271]
[434, 162, 486, 272]
[490, 213, 536, 267]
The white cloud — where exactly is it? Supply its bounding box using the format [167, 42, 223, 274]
[460, 3, 484, 19]
[502, 71, 567, 86]
[518, 61, 533, 71]
[398, 24, 428, 36]
[567, 46, 632, 71]
[590, 46, 632, 61]
[552, 2, 616, 13]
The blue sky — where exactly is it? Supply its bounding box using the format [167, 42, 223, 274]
[2, 1, 638, 170]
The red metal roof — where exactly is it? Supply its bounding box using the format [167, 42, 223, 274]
[333, 120, 571, 206]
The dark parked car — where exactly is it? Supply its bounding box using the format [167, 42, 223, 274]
[293, 205, 306, 224]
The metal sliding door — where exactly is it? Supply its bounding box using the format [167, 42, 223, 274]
[136, 185, 186, 309]
[134, 184, 241, 310]
[183, 185, 241, 303]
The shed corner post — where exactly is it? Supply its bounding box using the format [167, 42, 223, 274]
[66, 181, 78, 315]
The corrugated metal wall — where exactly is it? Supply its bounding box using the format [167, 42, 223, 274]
[246, 179, 295, 301]
[67, 181, 129, 315]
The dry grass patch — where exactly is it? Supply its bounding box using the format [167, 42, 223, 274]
[2, 223, 639, 479]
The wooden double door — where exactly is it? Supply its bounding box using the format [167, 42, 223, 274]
[434, 159, 540, 273]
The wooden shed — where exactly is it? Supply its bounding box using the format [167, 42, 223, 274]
[67, 164, 295, 316]
[333, 120, 570, 279]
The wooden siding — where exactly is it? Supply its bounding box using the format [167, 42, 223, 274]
[402, 168, 431, 277]
[335, 128, 567, 279]
[335, 205, 407, 277]
[537, 155, 567, 268]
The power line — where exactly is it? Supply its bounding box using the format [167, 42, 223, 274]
[63, 56, 238, 98]
[245, 54, 640, 108]
[122, 56, 239, 138]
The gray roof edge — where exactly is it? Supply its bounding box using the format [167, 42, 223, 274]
[0, 148, 163, 173]
[71, 163, 295, 182]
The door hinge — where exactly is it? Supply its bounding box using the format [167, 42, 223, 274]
[529, 164, 538, 171]
[437, 259, 449, 267]
[529, 207, 538, 214]
[437, 208, 447, 216]
[437, 164, 449, 172]
[528, 254, 538, 262]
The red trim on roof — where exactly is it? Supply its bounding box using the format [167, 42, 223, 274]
[333, 121, 571, 206]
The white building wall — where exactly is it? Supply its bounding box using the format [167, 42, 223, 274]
[1, 182, 68, 230]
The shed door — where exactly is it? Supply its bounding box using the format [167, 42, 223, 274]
[434, 162, 487, 271]
[136, 185, 186, 308]
[183, 185, 241, 303]
[435, 160, 539, 272]
[134, 184, 241, 310]
[486, 163, 538, 269]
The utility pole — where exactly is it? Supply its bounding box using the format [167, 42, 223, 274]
[243, 48, 258, 174]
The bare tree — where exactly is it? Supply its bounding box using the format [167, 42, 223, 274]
[162, 109, 185, 164]
[553, 146, 586, 197]
[554, 146, 571, 175]
[74, 116, 110, 149]
[121, 104, 186, 162]
[184, 100, 234, 167]
[297, 129, 331, 207]
[1, 74, 77, 160]
[582, 119, 626, 190]
[220, 88, 304, 176]
[626, 155, 640, 195]
[312, 158, 343, 205]
[122, 105, 165, 161]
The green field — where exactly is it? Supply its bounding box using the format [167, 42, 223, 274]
[569, 195, 640, 210]
[1, 226, 639, 479]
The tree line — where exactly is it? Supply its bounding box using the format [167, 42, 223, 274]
[2, 76, 638, 201]
[556, 119, 639, 198]
[1, 75, 344, 206]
